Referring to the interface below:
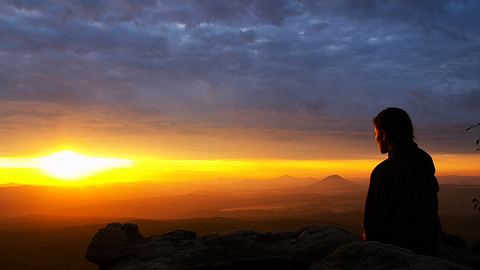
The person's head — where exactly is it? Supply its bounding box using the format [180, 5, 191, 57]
[373, 107, 414, 154]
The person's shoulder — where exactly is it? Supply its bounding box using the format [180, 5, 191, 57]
[416, 147, 433, 161]
[371, 158, 391, 178]
[416, 146, 436, 173]
[369, 159, 393, 188]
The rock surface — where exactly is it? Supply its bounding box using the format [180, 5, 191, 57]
[85, 223, 147, 269]
[312, 241, 470, 270]
[86, 223, 478, 270]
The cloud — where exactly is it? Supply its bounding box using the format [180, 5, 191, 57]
[0, 0, 479, 155]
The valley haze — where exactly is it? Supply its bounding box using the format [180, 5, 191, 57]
[1, 174, 479, 270]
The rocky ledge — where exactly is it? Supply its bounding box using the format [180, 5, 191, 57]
[86, 223, 480, 270]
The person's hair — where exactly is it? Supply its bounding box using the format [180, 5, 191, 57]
[373, 107, 414, 143]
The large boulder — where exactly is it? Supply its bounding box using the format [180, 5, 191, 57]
[85, 223, 147, 269]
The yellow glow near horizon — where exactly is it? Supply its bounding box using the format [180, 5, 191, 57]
[0, 150, 478, 186]
[0, 150, 133, 181]
[36, 150, 133, 180]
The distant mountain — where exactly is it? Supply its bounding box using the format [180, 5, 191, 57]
[301, 175, 362, 191]
[437, 175, 480, 185]
[232, 175, 317, 190]
[0, 182, 24, 187]
[265, 175, 317, 187]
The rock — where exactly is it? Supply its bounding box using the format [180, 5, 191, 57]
[440, 231, 468, 249]
[85, 223, 147, 269]
[289, 225, 361, 263]
[150, 229, 198, 241]
[436, 231, 480, 269]
[86, 223, 475, 270]
[438, 244, 480, 269]
[311, 241, 471, 270]
[470, 241, 480, 254]
[202, 256, 308, 270]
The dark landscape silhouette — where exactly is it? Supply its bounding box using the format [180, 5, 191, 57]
[0, 175, 479, 269]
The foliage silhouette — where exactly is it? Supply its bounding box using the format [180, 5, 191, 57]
[467, 122, 479, 213]
[465, 122, 480, 151]
[473, 198, 480, 212]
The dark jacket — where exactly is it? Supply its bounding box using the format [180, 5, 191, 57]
[363, 142, 441, 255]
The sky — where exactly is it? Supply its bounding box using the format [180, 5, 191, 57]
[0, 0, 479, 184]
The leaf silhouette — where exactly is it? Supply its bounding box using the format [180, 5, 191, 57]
[466, 122, 480, 131]
[474, 198, 479, 202]
[476, 138, 480, 145]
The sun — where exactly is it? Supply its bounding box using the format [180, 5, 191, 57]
[37, 150, 133, 180]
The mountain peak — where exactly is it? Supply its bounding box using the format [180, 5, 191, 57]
[321, 175, 349, 183]
[0, 182, 23, 187]
[270, 175, 296, 180]
[303, 175, 360, 191]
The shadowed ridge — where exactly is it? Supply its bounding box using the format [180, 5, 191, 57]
[266, 175, 317, 187]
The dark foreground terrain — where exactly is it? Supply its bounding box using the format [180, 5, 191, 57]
[1, 212, 479, 270]
[0, 214, 362, 270]
[86, 222, 480, 270]
[0, 177, 479, 269]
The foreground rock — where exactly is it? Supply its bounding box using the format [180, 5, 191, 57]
[85, 223, 147, 269]
[86, 223, 477, 270]
[312, 241, 470, 270]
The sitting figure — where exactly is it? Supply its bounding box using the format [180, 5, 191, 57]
[363, 107, 441, 256]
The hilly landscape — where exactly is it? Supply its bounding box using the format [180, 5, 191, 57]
[0, 175, 479, 269]
[0, 175, 366, 218]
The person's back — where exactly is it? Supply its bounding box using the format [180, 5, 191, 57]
[363, 108, 441, 256]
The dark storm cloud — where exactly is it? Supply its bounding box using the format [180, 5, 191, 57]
[1, 0, 479, 154]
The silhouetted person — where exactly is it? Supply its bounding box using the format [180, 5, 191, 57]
[363, 107, 441, 256]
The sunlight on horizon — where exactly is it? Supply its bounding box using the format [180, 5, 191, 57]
[0, 149, 479, 186]
[0, 150, 133, 181]
[37, 150, 134, 180]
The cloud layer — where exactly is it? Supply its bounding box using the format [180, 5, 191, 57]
[1, 0, 479, 156]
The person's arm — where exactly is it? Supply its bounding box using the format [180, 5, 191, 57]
[364, 167, 392, 241]
[363, 170, 377, 240]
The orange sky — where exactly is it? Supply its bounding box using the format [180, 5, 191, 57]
[0, 101, 478, 186]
